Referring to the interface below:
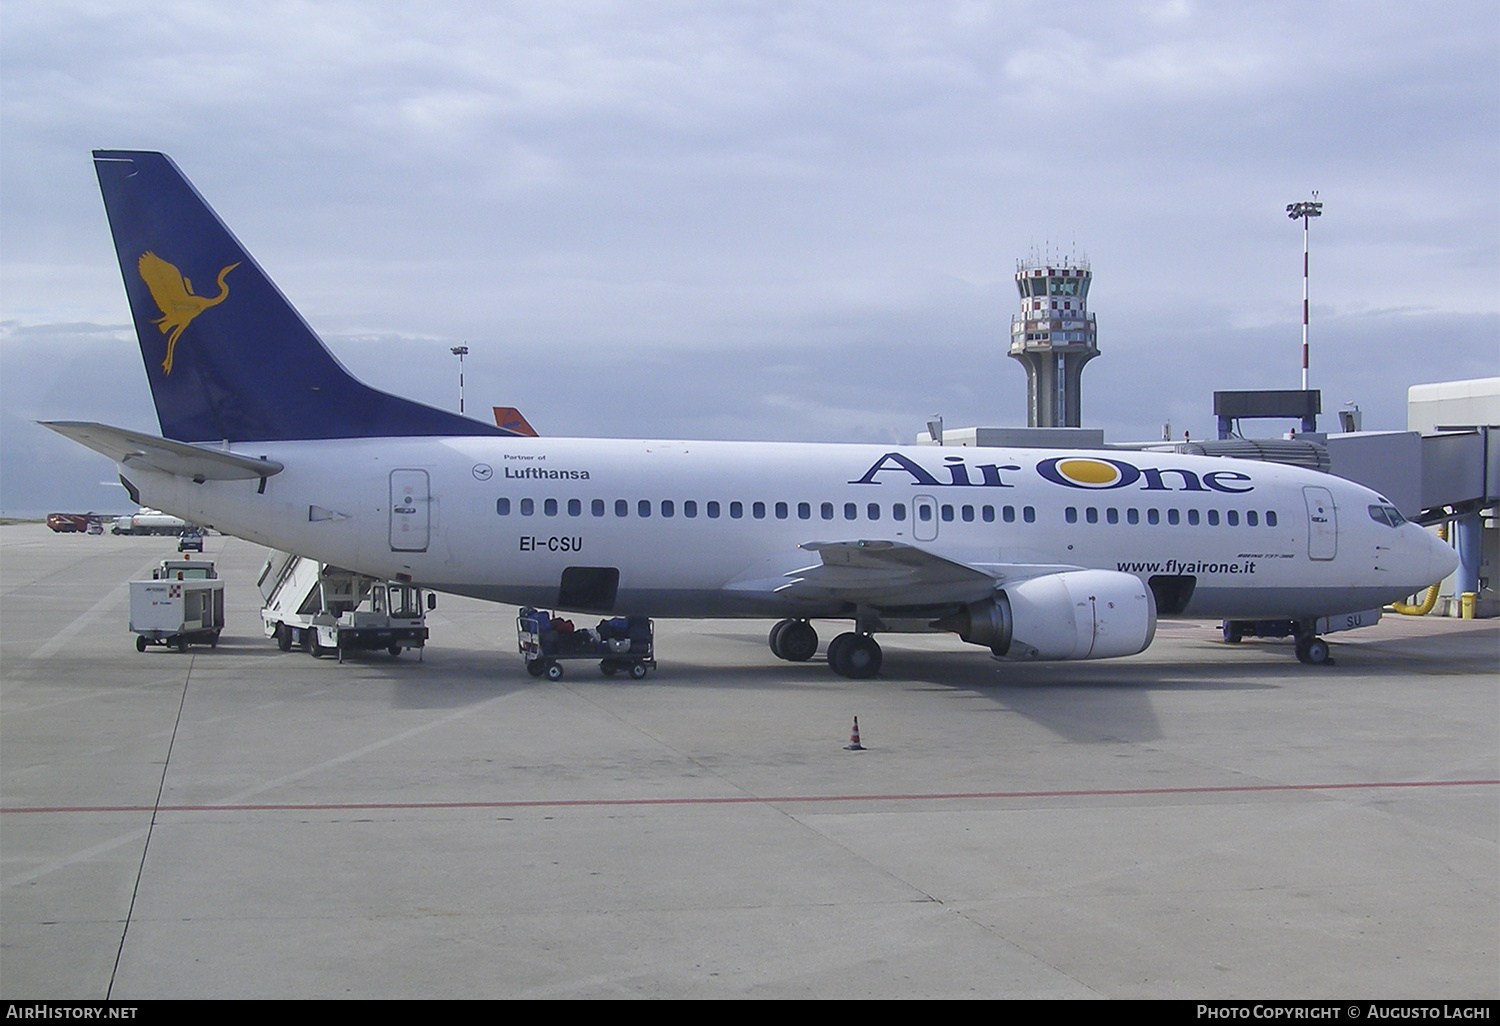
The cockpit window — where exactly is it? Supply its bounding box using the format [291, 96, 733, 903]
[1368, 504, 1407, 527]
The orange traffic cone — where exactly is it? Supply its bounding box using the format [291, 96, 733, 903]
[845, 716, 865, 751]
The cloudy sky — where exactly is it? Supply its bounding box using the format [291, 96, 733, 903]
[2, 0, 1495, 515]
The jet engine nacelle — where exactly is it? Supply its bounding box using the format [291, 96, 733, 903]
[935, 569, 1158, 661]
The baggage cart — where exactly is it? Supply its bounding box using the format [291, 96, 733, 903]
[517, 608, 655, 680]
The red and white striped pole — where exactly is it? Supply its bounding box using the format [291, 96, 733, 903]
[1286, 196, 1322, 391]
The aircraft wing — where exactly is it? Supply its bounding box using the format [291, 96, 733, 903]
[770, 539, 1079, 609]
[41, 421, 284, 482]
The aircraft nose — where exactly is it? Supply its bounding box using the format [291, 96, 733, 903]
[1427, 527, 1460, 582]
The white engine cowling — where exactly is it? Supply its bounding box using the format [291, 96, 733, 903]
[935, 569, 1157, 661]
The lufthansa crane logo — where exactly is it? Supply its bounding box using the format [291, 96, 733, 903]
[137, 252, 240, 374]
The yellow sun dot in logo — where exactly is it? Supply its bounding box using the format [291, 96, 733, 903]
[1058, 459, 1120, 486]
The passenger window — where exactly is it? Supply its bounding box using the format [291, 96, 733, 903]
[1085, 507, 1098, 524]
[684, 500, 697, 518]
[497, 498, 511, 515]
[1167, 509, 1180, 525]
[798, 502, 811, 520]
[615, 499, 628, 517]
[708, 501, 721, 519]
[752, 501, 766, 519]
[521, 498, 534, 516]
[844, 502, 857, 520]
[918, 505, 932, 522]
[940, 505, 954, 522]
[892, 503, 907, 521]
[821, 502, 834, 520]
[1127, 508, 1139, 525]
[568, 498, 581, 517]
[1207, 509, 1219, 526]
[1065, 507, 1078, 524]
[730, 501, 743, 519]
[661, 500, 674, 518]
[775, 502, 788, 519]
[1002, 506, 1015, 523]
[1266, 510, 1278, 527]
[1023, 506, 1035, 523]
[638, 500, 651, 518]
[544, 498, 557, 516]
[1106, 508, 1118, 524]
[982, 505, 994, 523]
[1247, 510, 1258, 526]
[961, 505, 974, 522]
[1147, 508, 1160, 525]
[592, 499, 605, 517]
[1187, 509, 1199, 526]
[868, 503, 880, 520]
[1226, 509, 1238, 526]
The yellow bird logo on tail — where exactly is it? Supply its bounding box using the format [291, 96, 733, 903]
[137, 252, 240, 374]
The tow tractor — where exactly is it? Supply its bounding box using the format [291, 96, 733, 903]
[517, 608, 655, 680]
[129, 555, 224, 651]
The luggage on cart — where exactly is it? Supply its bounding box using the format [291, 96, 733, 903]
[517, 607, 655, 680]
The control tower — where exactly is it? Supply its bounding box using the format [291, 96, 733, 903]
[1008, 256, 1098, 427]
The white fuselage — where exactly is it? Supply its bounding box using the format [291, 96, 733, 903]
[123, 437, 1451, 625]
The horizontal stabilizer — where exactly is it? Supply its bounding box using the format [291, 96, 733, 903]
[41, 421, 283, 482]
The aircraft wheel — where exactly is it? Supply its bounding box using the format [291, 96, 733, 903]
[276, 623, 292, 651]
[832, 634, 882, 679]
[546, 662, 564, 681]
[136, 634, 147, 653]
[628, 662, 648, 680]
[1296, 637, 1331, 665]
[779, 620, 818, 662]
[1222, 621, 1244, 644]
[526, 659, 546, 677]
[826, 632, 854, 673]
[768, 619, 794, 659]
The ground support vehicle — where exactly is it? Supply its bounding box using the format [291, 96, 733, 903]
[258, 551, 429, 662]
[46, 513, 102, 533]
[112, 508, 190, 535]
[517, 608, 655, 680]
[129, 558, 224, 651]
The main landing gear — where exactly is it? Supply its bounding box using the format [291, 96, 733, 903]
[768, 619, 882, 679]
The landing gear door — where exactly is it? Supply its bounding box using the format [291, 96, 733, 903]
[1302, 485, 1337, 561]
[390, 469, 430, 552]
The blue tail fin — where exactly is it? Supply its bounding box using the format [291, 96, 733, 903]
[93, 150, 510, 443]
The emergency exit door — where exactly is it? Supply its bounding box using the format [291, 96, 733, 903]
[390, 469, 430, 552]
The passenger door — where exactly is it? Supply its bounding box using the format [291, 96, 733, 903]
[1302, 485, 1337, 561]
[389, 469, 430, 552]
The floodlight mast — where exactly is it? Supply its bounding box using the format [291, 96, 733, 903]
[450, 344, 469, 414]
[1286, 196, 1323, 391]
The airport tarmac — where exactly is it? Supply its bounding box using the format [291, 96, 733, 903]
[1, 523, 1495, 999]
